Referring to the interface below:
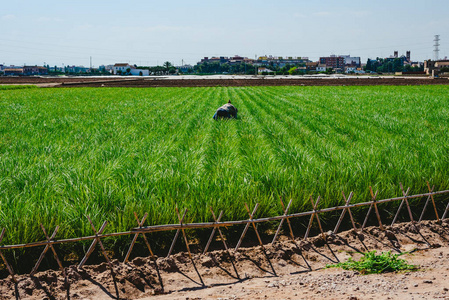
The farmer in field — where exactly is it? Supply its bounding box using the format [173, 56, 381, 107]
[213, 100, 238, 120]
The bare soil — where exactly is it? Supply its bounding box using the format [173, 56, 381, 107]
[1, 76, 449, 88]
[1, 220, 449, 299]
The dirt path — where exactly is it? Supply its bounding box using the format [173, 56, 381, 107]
[146, 247, 449, 300]
[1, 220, 449, 299]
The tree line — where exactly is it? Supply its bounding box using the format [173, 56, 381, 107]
[365, 57, 423, 73]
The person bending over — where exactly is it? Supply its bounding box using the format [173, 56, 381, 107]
[213, 100, 238, 120]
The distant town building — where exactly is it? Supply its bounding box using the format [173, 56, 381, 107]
[305, 61, 318, 71]
[23, 66, 48, 75]
[319, 55, 345, 72]
[199, 55, 252, 66]
[345, 66, 357, 73]
[339, 55, 362, 73]
[389, 51, 411, 64]
[103, 65, 114, 73]
[228, 55, 247, 66]
[254, 55, 309, 67]
[200, 56, 229, 64]
[112, 63, 149, 76]
[177, 64, 194, 73]
[112, 63, 132, 74]
[424, 59, 449, 76]
[198, 55, 310, 68]
[2, 66, 47, 76]
[4, 68, 24, 76]
[410, 61, 423, 69]
[258, 67, 274, 74]
[66, 65, 90, 73]
[130, 69, 149, 76]
[316, 64, 327, 72]
[340, 55, 361, 67]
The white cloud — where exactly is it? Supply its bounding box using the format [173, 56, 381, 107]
[142, 25, 191, 33]
[293, 13, 307, 18]
[75, 24, 94, 30]
[36, 17, 64, 22]
[313, 11, 332, 17]
[348, 11, 369, 18]
[1, 14, 16, 20]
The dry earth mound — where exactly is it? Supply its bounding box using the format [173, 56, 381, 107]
[1, 220, 449, 299]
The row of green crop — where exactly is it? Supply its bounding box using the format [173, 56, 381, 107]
[0, 85, 37, 90]
[0, 85, 449, 248]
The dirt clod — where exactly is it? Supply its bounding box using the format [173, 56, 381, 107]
[132, 257, 147, 267]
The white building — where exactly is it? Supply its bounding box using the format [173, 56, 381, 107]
[258, 67, 274, 74]
[130, 69, 149, 76]
[345, 66, 357, 73]
[112, 63, 149, 76]
[316, 64, 327, 72]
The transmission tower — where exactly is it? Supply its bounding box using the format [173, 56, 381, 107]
[433, 35, 440, 61]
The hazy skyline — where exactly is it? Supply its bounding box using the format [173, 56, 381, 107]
[1, 0, 448, 67]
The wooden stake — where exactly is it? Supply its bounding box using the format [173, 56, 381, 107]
[281, 198, 297, 241]
[242, 203, 277, 276]
[175, 207, 193, 259]
[346, 192, 358, 232]
[203, 210, 224, 254]
[427, 181, 440, 222]
[442, 201, 449, 220]
[0, 229, 16, 283]
[31, 226, 60, 275]
[125, 212, 164, 290]
[370, 187, 384, 230]
[362, 188, 383, 230]
[82, 217, 119, 297]
[401, 183, 415, 223]
[209, 209, 230, 252]
[78, 218, 108, 269]
[272, 198, 293, 244]
[89, 217, 113, 269]
[133, 212, 156, 258]
[244, 203, 264, 247]
[124, 212, 148, 263]
[333, 192, 355, 234]
[42, 225, 66, 277]
[304, 196, 325, 240]
[391, 185, 411, 225]
[175, 207, 204, 286]
[167, 208, 187, 258]
[419, 184, 435, 222]
[206, 208, 240, 279]
[235, 203, 259, 251]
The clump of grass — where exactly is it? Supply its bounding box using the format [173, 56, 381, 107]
[327, 251, 418, 274]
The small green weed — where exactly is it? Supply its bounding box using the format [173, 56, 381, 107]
[327, 251, 418, 274]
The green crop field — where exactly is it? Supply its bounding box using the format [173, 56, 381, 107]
[1, 85, 449, 248]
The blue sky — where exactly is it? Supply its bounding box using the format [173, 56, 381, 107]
[1, 0, 448, 66]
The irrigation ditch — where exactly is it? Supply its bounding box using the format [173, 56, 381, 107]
[0, 181, 449, 297]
